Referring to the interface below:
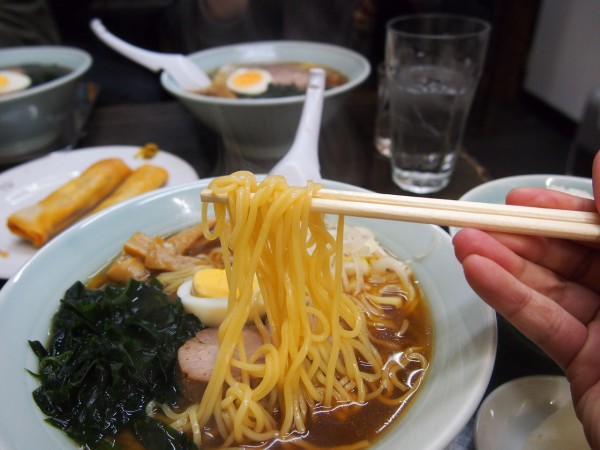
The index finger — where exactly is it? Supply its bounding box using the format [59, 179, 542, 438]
[506, 187, 596, 212]
[461, 253, 587, 369]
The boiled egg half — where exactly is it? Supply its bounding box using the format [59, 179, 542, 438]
[0, 70, 32, 95]
[178, 268, 265, 326]
[226, 68, 272, 96]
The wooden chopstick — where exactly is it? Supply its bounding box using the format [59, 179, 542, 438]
[200, 188, 600, 242]
[316, 189, 600, 224]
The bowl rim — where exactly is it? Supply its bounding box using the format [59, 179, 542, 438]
[160, 40, 371, 106]
[448, 174, 593, 237]
[459, 174, 593, 202]
[0, 45, 92, 102]
[474, 375, 571, 450]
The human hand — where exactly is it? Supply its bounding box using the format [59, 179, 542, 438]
[452, 153, 600, 449]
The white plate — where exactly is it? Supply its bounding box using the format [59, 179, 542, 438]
[475, 375, 571, 450]
[0, 179, 497, 450]
[0, 145, 199, 279]
[450, 174, 593, 236]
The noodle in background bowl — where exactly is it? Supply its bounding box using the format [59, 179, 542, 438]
[0, 178, 496, 449]
[160, 41, 371, 161]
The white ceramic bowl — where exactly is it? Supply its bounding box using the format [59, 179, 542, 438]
[160, 41, 371, 160]
[0, 179, 496, 449]
[0, 46, 92, 163]
[450, 174, 593, 236]
[475, 376, 572, 450]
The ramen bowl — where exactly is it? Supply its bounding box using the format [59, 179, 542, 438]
[0, 178, 496, 449]
[160, 41, 371, 161]
[0, 46, 92, 163]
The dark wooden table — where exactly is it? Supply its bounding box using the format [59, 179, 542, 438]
[0, 85, 562, 449]
[78, 87, 490, 200]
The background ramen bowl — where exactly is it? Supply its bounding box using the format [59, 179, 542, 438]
[0, 46, 92, 163]
[0, 179, 496, 449]
[160, 41, 371, 161]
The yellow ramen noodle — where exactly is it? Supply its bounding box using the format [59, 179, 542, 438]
[7, 158, 131, 247]
[158, 172, 429, 449]
[90, 164, 168, 214]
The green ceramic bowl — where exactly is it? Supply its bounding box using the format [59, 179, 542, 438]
[0, 46, 92, 163]
[0, 179, 495, 450]
[160, 41, 370, 160]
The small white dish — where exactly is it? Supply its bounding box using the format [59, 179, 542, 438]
[450, 174, 593, 236]
[0, 145, 199, 279]
[475, 375, 571, 450]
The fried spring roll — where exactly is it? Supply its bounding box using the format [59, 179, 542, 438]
[90, 164, 168, 214]
[7, 158, 132, 247]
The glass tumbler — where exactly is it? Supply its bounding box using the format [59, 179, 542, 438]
[374, 62, 391, 157]
[386, 14, 490, 194]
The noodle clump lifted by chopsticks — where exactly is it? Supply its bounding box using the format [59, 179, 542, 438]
[160, 171, 427, 448]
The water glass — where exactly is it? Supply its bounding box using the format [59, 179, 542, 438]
[374, 62, 391, 157]
[386, 14, 490, 194]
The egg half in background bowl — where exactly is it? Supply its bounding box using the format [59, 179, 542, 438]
[0, 46, 92, 163]
[224, 68, 273, 96]
[0, 178, 495, 450]
[160, 41, 371, 161]
[0, 70, 34, 95]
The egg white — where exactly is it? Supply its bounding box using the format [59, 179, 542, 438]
[0, 70, 32, 95]
[178, 280, 228, 326]
[178, 275, 265, 326]
[226, 68, 272, 96]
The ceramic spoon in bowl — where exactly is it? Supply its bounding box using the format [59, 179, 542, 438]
[269, 68, 325, 186]
[89, 18, 211, 91]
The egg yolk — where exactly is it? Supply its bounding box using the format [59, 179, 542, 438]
[0, 76, 8, 89]
[192, 268, 259, 298]
[230, 71, 264, 88]
[193, 268, 229, 298]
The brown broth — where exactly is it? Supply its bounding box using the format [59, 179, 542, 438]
[181, 274, 433, 450]
[200, 62, 348, 99]
[87, 226, 433, 450]
[266, 281, 433, 449]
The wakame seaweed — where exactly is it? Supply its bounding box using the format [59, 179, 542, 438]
[29, 279, 203, 449]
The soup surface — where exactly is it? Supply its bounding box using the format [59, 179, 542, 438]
[198, 62, 348, 98]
